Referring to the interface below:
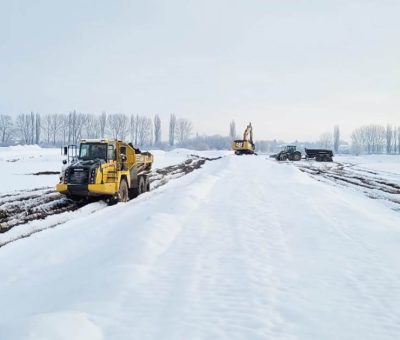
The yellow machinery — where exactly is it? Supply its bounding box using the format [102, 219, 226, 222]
[232, 123, 255, 155]
[56, 139, 153, 203]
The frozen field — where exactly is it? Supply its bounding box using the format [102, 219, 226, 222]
[0, 147, 400, 340]
[336, 154, 400, 174]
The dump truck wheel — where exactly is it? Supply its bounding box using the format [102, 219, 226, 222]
[138, 176, 146, 195]
[118, 179, 129, 202]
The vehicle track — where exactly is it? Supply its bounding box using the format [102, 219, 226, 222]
[0, 156, 222, 237]
[295, 161, 400, 210]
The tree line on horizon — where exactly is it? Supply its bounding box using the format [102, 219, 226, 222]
[0, 112, 192, 149]
[0, 112, 399, 154]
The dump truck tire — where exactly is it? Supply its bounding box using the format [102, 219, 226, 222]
[138, 176, 146, 195]
[118, 179, 129, 202]
[146, 177, 150, 192]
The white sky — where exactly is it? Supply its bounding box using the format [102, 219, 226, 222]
[1, 0, 399, 141]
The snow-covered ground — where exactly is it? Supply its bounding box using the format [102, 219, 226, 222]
[1, 150, 400, 340]
[0, 146, 230, 194]
[336, 154, 400, 174]
[0, 145, 61, 193]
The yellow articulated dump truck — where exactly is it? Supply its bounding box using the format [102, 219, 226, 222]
[56, 139, 153, 203]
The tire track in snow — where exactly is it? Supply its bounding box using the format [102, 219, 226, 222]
[294, 161, 400, 210]
[111, 157, 294, 339]
[0, 156, 222, 248]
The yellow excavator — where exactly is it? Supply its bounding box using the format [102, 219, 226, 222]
[232, 123, 255, 155]
[56, 139, 153, 203]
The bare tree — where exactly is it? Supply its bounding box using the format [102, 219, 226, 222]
[386, 124, 393, 154]
[16, 113, 34, 144]
[350, 124, 386, 154]
[319, 132, 333, 149]
[58, 114, 69, 146]
[107, 113, 129, 140]
[136, 116, 153, 146]
[68, 111, 86, 145]
[169, 114, 176, 146]
[351, 128, 363, 155]
[176, 118, 193, 145]
[129, 114, 136, 144]
[83, 114, 101, 139]
[42, 114, 52, 144]
[29, 112, 35, 144]
[35, 113, 41, 144]
[397, 126, 400, 154]
[51, 114, 63, 145]
[0, 114, 13, 144]
[229, 120, 236, 140]
[368, 125, 385, 153]
[333, 125, 340, 153]
[154, 115, 162, 145]
[99, 111, 107, 138]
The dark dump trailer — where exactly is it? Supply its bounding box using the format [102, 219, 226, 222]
[305, 148, 333, 162]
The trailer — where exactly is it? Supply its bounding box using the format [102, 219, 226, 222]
[305, 148, 333, 162]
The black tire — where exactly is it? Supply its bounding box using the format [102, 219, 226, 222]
[279, 153, 288, 161]
[292, 152, 301, 161]
[66, 195, 82, 202]
[118, 178, 129, 202]
[146, 177, 150, 192]
[138, 176, 146, 195]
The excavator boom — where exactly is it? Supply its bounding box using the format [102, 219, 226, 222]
[232, 123, 255, 155]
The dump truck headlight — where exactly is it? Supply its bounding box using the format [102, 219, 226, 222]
[63, 168, 70, 184]
[89, 168, 97, 184]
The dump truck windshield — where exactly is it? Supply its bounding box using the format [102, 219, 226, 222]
[79, 143, 107, 161]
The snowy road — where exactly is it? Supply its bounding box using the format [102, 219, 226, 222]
[1, 156, 400, 339]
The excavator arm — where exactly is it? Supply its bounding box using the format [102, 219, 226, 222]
[243, 123, 253, 144]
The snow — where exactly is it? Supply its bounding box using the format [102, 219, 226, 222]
[0, 145, 62, 193]
[1, 154, 400, 339]
[336, 154, 400, 174]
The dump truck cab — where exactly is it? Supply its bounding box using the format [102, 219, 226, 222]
[56, 139, 153, 203]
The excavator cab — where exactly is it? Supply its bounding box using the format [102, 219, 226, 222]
[232, 123, 256, 155]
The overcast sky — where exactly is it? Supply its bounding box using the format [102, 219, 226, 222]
[1, 0, 399, 141]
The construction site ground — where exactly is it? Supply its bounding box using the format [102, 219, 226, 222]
[1, 147, 400, 340]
